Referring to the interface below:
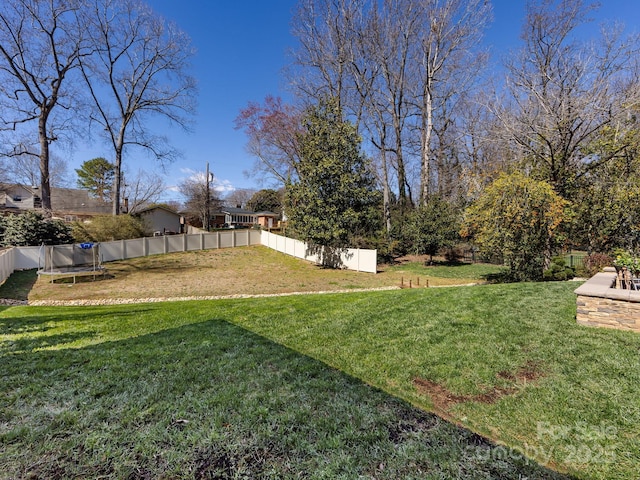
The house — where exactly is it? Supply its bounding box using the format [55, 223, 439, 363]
[0, 184, 111, 219]
[49, 187, 112, 220]
[218, 207, 279, 229]
[136, 205, 184, 235]
[254, 211, 279, 229]
[0, 183, 41, 211]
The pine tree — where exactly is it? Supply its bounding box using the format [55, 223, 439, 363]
[75, 158, 115, 202]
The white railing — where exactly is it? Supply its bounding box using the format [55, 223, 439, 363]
[1, 229, 377, 285]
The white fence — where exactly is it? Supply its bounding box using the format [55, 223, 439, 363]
[0, 246, 42, 285]
[15, 246, 41, 270]
[0, 229, 376, 286]
[261, 231, 377, 274]
[99, 230, 261, 262]
[0, 248, 15, 285]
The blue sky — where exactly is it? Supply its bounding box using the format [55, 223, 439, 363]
[67, 0, 640, 203]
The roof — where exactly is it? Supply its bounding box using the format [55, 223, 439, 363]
[50, 188, 112, 215]
[0, 183, 38, 194]
[136, 205, 181, 216]
[221, 207, 255, 215]
[254, 211, 278, 217]
[219, 207, 277, 216]
[0, 183, 112, 215]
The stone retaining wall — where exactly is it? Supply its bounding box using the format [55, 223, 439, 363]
[574, 267, 640, 332]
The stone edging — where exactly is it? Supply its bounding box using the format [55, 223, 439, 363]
[6, 283, 487, 307]
[26, 286, 403, 307]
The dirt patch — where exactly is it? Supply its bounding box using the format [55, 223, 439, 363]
[192, 443, 293, 479]
[414, 361, 545, 414]
[497, 360, 545, 384]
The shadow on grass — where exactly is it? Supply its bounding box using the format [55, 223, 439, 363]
[0, 318, 576, 480]
[0, 331, 98, 355]
[429, 259, 471, 267]
[0, 306, 159, 355]
[0, 269, 38, 300]
[483, 271, 516, 283]
[0, 306, 156, 331]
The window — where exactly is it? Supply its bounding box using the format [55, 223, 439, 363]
[13, 195, 21, 202]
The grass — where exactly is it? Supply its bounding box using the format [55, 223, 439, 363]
[20, 245, 506, 302]
[0, 269, 37, 301]
[1, 297, 565, 479]
[1, 280, 638, 478]
[1, 248, 634, 478]
[387, 258, 505, 280]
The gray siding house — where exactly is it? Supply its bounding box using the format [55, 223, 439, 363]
[136, 205, 184, 235]
[0, 184, 111, 219]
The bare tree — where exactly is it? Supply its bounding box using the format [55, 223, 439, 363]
[180, 175, 222, 230]
[9, 152, 70, 188]
[368, 0, 419, 210]
[455, 93, 515, 202]
[0, 158, 9, 184]
[224, 188, 256, 209]
[0, 0, 87, 215]
[78, 0, 197, 215]
[235, 96, 303, 186]
[289, 0, 492, 226]
[497, 0, 640, 198]
[290, 0, 416, 215]
[121, 168, 166, 214]
[412, 0, 491, 204]
[290, 0, 366, 115]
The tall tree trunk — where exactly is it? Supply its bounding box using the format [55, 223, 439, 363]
[420, 86, 433, 206]
[38, 114, 52, 217]
[393, 115, 408, 210]
[112, 129, 125, 215]
[381, 150, 392, 236]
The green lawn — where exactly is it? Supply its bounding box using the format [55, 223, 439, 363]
[387, 260, 506, 281]
[1, 282, 638, 478]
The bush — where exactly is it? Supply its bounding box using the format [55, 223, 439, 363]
[444, 247, 464, 264]
[461, 172, 568, 282]
[359, 236, 401, 265]
[579, 253, 613, 277]
[1, 211, 73, 246]
[72, 214, 147, 242]
[407, 197, 460, 261]
[543, 256, 575, 281]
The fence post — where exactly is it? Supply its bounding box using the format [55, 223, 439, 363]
[201, 233, 205, 251]
[121, 239, 127, 260]
[183, 234, 187, 252]
[164, 235, 168, 254]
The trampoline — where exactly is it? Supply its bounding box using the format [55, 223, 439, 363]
[37, 243, 105, 283]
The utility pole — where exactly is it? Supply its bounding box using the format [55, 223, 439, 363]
[205, 162, 211, 231]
